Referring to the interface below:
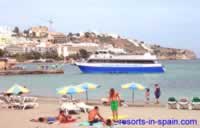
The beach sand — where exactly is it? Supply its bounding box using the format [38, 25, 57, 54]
[0, 97, 200, 128]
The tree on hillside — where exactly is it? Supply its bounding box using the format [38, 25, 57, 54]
[13, 26, 20, 36]
[43, 50, 59, 59]
[79, 49, 89, 59]
[25, 51, 41, 60]
[68, 32, 73, 37]
[84, 32, 90, 38]
[66, 53, 79, 60]
[14, 53, 26, 62]
[0, 49, 5, 57]
[23, 29, 29, 37]
[75, 33, 80, 37]
[140, 41, 144, 44]
[32, 32, 36, 38]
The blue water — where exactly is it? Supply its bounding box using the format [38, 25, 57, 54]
[0, 60, 199, 102]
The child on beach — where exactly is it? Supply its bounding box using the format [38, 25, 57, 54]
[145, 88, 150, 104]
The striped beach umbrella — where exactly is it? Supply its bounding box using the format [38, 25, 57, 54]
[56, 85, 85, 100]
[77, 82, 100, 102]
[121, 82, 145, 103]
[7, 84, 30, 95]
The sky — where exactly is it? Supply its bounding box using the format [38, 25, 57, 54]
[0, 0, 200, 57]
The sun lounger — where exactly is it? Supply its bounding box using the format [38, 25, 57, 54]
[75, 102, 94, 113]
[61, 102, 81, 114]
[11, 96, 39, 110]
[177, 98, 190, 109]
[19, 102, 39, 110]
[59, 95, 80, 104]
[22, 96, 39, 110]
[59, 95, 71, 104]
[0, 95, 13, 108]
[167, 97, 177, 109]
[191, 97, 200, 110]
[101, 98, 109, 105]
[0, 99, 4, 106]
[23, 96, 38, 102]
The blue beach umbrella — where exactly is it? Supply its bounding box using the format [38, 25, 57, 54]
[121, 82, 145, 103]
[77, 82, 100, 102]
[56, 85, 85, 100]
[6, 84, 30, 95]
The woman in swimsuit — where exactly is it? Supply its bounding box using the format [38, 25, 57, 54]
[30, 110, 76, 124]
[108, 88, 121, 121]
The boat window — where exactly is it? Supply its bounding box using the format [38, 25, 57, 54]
[88, 59, 155, 64]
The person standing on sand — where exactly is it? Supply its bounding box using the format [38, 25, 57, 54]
[145, 88, 150, 104]
[154, 84, 161, 104]
[108, 88, 121, 121]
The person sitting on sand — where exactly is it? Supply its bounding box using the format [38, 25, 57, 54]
[57, 110, 76, 123]
[31, 110, 76, 124]
[88, 106, 104, 126]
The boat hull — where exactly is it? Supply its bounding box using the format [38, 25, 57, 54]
[76, 63, 165, 73]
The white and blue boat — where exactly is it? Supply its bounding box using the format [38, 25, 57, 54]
[76, 50, 165, 73]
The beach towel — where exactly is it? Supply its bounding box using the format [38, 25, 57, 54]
[108, 115, 128, 120]
[79, 121, 103, 127]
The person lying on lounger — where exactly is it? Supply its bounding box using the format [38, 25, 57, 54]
[88, 106, 104, 126]
[30, 110, 76, 124]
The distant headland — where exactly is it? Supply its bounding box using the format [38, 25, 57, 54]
[0, 26, 197, 62]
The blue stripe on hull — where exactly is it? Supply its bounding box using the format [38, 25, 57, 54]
[78, 65, 165, 73]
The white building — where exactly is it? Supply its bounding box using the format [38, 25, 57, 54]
[5, 41, 57, 55]
[0, 26, 13, 35]
[35, 42, 56, 53]
[0, 26, 13, 49]
[5, 44, 26, 54]
[56, 42, 100, 57]
[57, 44, 69, 57]
[107, 47, 126, 54]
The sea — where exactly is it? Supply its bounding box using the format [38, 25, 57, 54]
[0, 60, 199, 102]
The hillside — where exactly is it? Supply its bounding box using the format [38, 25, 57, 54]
[66, 32, 197, 60]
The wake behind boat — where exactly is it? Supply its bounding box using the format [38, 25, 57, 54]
[75, 50, 165, 73]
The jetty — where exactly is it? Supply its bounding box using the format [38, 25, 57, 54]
[0, 69, 64, 75]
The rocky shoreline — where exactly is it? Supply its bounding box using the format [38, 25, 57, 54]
[150, 45, 197, 60]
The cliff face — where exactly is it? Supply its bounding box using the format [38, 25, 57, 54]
[66, 32, 197, 60]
